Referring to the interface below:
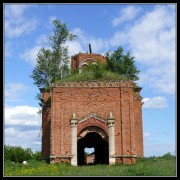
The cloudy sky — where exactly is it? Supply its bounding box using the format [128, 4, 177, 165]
[4, 3, 176, 157]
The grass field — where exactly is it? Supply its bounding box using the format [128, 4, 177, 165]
[4, 155, 176, 176]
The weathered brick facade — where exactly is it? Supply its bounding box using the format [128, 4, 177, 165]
[41, 53, 143, 165]
[71, 53, 106, 71]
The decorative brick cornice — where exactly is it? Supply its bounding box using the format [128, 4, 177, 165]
[54, 81, 134, 88]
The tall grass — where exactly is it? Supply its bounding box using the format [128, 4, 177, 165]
[57, 70, 129, 83]
[4, 154, 176, 176]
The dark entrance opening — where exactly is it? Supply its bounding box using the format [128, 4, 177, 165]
[77, 132, 109, 165]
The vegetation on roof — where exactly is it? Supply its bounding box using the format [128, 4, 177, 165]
[56, 70, 129, 83]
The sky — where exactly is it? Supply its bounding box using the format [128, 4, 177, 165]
[4, 3, 176, 157]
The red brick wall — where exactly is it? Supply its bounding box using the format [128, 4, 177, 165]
[41, 81, 143, 164]
[41, 92, 51, 159]
[51, 86, 120, 157]
[87, 155, 95, 164]
[134, 90, 144, 157]
[71, 53, 106, 70]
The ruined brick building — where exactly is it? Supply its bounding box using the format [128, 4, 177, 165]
[40, 52, 143, 166]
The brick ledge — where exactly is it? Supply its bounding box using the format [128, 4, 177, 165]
[54, 81, 134, 88]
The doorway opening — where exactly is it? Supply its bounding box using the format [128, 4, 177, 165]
[77, 130, 109, 165]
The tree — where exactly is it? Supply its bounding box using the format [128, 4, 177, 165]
[105, 46, 140, 81]
[4, 145, 33, 163]
[30, 20, 76, 90]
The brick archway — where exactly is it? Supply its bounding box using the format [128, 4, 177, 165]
[77, 113, 108, 136]
[77, 113, 109, 165]
[79, 58, 97, 73]
[78, 126, 108, 140]
[70, 112, 116, 166]
[77, 126, 109, 165]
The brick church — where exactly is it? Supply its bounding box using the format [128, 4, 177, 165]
[40, 51, 143, 166]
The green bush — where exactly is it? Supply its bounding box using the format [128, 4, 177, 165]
[32, 151, 42, 161]
[160, 152, 176, 160]
[4, 145, 41, 163]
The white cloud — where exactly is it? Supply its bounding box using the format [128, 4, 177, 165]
[72, 28, 92, 51]
[142, 96, 168, 109]
[111, 5, 175, 61]
[5, 127, 40, 140]
[144, 132, 151, 138]
[5, 105, 41, 126]
[5, 4, 28, 17]
[20, 25, 108, 66]
[5, 127, 41, 152]
[20, 46, 41, 66]
[127, 6, 175, 95]
[5, 4, 38, 38]
[4, 104, 41, 151]
[33, 141, 41, 145]
[139, 64, 175, 94]
[128, 5, 175, 65]
[36, 34, 49, 46]
[71, 5, 175, 96]
[110, 5, 176, 95]
[112, 5, 141, 26]
[72, 28, 109, 54]
[5, 82, 28, 101]
[18, 5, 175, 96]
[66, 40, 85, 57]
[109, 31, 127, 47]
[20, 31, 51, 67]
[89, 38, 109, 53]
[21, 28, 86, 66]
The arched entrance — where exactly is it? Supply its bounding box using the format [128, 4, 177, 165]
[77, 126, 109, 165]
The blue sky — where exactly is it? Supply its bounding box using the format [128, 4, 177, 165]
[4, 3, 176, 157]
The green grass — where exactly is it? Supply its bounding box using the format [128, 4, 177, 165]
[4, 156, 176, 176]
[57, 70, 129, 83]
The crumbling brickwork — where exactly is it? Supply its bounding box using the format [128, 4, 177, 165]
[41, 53, 143, 165]
[71, 53, 106, 72]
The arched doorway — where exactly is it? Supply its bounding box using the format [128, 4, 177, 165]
[77, 126, 109, 165]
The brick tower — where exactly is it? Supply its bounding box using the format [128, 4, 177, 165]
[41, 52, 143, 166]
